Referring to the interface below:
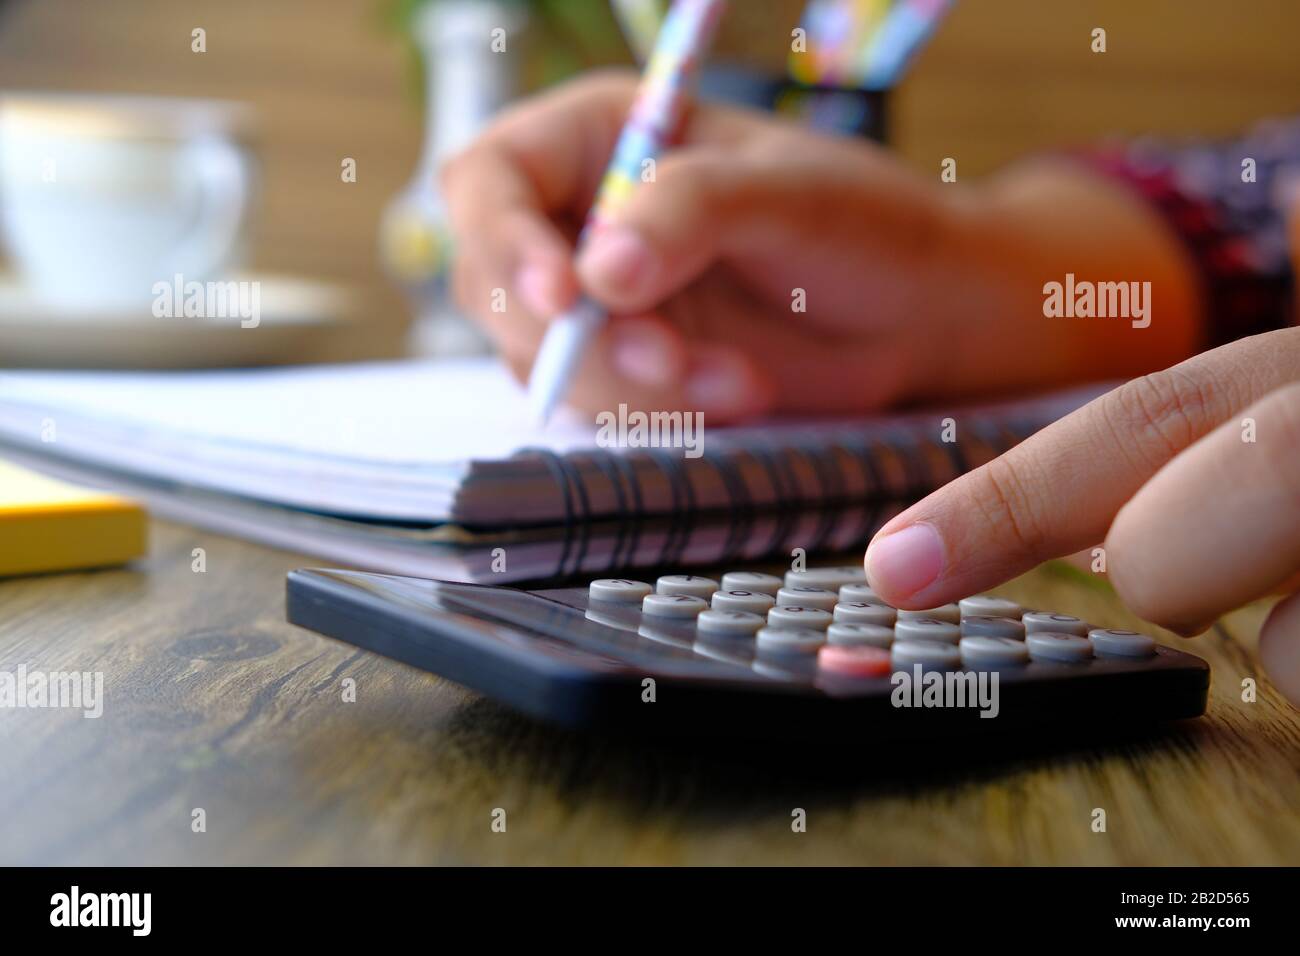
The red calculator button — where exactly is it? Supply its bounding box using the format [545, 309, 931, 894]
[818, 644, 891, 677]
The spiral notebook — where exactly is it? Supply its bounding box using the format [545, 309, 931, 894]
[0, 359, 1107, 582]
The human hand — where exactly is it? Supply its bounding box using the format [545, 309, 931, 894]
[442, 72, 1202, 422]
[865, 327, 1300, 705]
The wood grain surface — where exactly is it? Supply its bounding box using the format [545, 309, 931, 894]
[1, 1, 1298, 863]
[1, 519, 1296, 865]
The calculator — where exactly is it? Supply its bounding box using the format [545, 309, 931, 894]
[285, 564, 1209, 740]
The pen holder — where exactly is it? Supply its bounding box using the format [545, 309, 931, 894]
[776, 83, 890, 143]
[698, 64, 891, 145]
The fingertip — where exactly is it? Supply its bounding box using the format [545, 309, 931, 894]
[516, 262, 556, 316]
[865, 522, 946, 606]
[516, 254, 579, 317]
[576, 223, 659, 308]
[682, 347, 772, 423]
[546, 258, 582, 313]
[608, 316, 687, 388]
[1260, 592, 1300, 708]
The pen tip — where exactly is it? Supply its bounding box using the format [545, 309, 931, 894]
[529, 384, 558, 427]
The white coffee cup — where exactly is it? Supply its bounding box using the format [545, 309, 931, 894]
[0, 94, 255, 312]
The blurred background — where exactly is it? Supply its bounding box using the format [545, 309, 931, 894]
[1, 0, 1298, 367]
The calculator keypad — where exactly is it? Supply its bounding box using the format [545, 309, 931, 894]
[894, 618, 961, 644]
[589, 572, 1166, 683]
[960, 615, 1026, 640]
[959, 595, 1023, 619]
[1089, 628, 1156, 658]
[720, 571, 783, 595]
[833, 602, 897, 626]
[898, 603, 961, 624]
[826, 622, 895, 647]
[783, 566, 867, 589]
[642, 593, 708, 618]
[697, 609, 766, 636]
[768, 605, 833, 630]
[775, 586, 839, 611]
[290, 569, 1210, 737]
[819, 644, 891, 677]
[959, 635, 1030, 666]
[655, 575, 719, 599]
[1023, 611, 1089, 636]
[756, 627, 825, 655]
[710, 589, 776, 614]
[588, 579, 653, 603]
[1026, 631, 1093, 662]
[838, 583, 880, 603]
[892, 640, 962, 669]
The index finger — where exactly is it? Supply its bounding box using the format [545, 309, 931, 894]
[440, 71, 759, 337]
[441, 71, 755, 254]
[864, 328, 1300, 609]
[442, 72, 635, 233]
[439, 72, 643, 314]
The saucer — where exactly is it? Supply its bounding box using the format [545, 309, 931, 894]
[0, 272, 350, 367]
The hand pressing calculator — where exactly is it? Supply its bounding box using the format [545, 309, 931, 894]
[285, 565, 1209, 741]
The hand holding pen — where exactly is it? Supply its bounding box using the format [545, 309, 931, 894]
[525, 0, 728, 422]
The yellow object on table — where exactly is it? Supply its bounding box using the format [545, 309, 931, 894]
[0, 459, 146, 576]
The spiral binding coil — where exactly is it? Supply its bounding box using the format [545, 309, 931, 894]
[513, 409, 1033, 580]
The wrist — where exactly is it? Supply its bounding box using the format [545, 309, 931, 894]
[927, 161, 1205, 396]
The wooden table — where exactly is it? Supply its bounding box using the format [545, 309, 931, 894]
[2, 519, 1296, 865]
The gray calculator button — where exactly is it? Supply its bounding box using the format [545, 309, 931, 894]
[588, 579, 653, 603]
[839, 583, 882, 604]
[958, 595, 1023, 619]
[783, 566, 866, 589]
[776, 586, 839, 611]
[756, 627, 826, 655]
[655, 575, 719, 599]
[960, 616, 1026, 640]
[642, 593, 708, 618]
[1022, 611, 1089, 636]
[959, 636, 1029, 666]
[894, 618, 961, 644]
[891, 640, 961, 669]
[833, 602, 897, 626]
[1026, 631, 1094, 663]
[711, 589, 777, 614]
[720, 571, 783, 595]
[697, 609, 766, 636]
[897, 603, 961, 624]
[827, 623, 894, 648]
[767, 605, 833, 630]
[1089, 628, 1156, 658]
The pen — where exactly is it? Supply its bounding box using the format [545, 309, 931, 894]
[526, 0, 728, 424]
[856, 0, 952, 90]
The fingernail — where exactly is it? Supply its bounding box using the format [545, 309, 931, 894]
[685, 352, 760, 415]
[516, 262, 558, 316]
[866, 523, 944, 599]
[579, 225, 654, 294]
[611, 322, 678, 386]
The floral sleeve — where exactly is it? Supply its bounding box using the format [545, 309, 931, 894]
[1081, 117, 1298, 348]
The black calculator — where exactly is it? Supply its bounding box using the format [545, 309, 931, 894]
[285, 563, 1210, 741]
